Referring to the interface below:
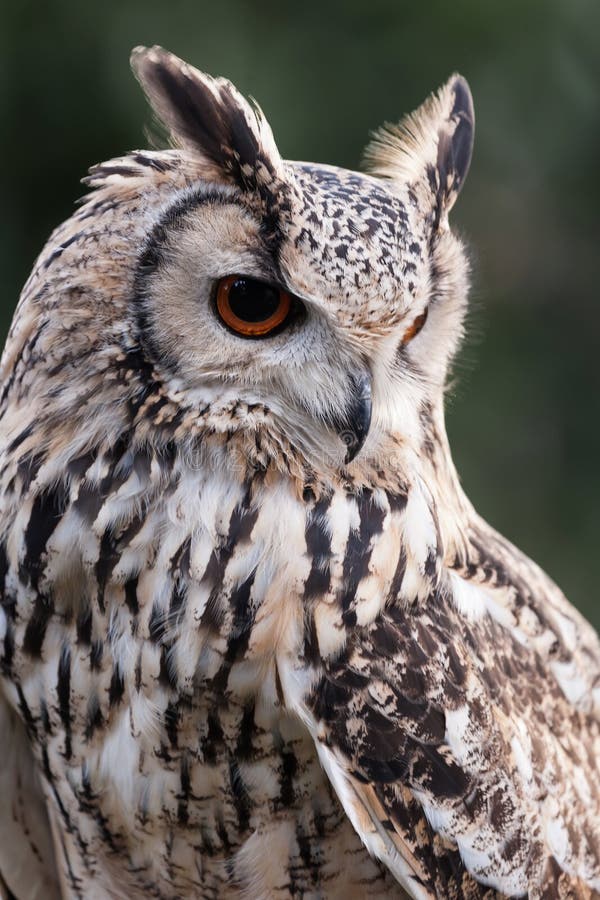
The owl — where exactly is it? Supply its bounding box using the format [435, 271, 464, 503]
[0, 44, 598, 900]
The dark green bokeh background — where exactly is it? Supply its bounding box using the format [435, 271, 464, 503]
[1, 1, 598, 626]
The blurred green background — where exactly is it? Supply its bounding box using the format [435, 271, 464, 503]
[1, 0, 598, 627]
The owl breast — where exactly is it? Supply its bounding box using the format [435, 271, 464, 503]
[1, 436, 411, 897]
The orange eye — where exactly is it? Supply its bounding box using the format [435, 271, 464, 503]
[215, 275, 293, 338]
[401, 308, 428, 345]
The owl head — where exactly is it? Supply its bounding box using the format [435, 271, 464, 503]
[3, 47, 474, 482]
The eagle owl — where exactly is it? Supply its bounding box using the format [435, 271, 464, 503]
[0, 45, 598, 900]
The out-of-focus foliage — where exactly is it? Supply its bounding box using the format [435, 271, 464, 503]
[1, 0, 598, 625]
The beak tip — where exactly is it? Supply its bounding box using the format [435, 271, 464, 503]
[338, 370, 372, 464]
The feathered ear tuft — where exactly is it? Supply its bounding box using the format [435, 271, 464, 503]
[130, 45, 282, 191]
[363, 74, 474, 229]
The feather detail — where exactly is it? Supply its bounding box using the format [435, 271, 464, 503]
[0, 45, 598, 900]
[131, 45, 283, 191]
[364, 73, 474, 225]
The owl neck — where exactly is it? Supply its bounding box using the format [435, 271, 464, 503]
[385, 397, 477, 571]
[420, 402, 478, 565]
[290, 394, 482, 585]
[1, 365, 480, 593]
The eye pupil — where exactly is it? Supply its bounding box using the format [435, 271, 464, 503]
[228, 278, 280, 323]
[215, 275, 294, 338]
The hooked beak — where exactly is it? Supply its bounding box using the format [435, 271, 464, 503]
[335, 370, 373, 464]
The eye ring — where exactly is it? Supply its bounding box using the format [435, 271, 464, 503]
[215, 275, 293, 338]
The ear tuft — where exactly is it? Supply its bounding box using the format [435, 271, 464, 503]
[130, 45, 282, 191]
[364, 74, 474, 228]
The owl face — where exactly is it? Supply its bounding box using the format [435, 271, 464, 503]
[136, 162, 427, 467]
[4, 47, 474, 478]
[128, 47, 474, 471]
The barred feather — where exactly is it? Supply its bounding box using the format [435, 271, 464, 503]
[0, 46, 598, 900]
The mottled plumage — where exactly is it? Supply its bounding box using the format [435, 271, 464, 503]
[0, 46, 598, 900]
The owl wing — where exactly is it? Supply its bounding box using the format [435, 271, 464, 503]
[287, 571, 600, 898]
[0, 687, 61, 900]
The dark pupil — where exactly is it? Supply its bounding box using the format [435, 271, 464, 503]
[229, 278, 280, 323]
